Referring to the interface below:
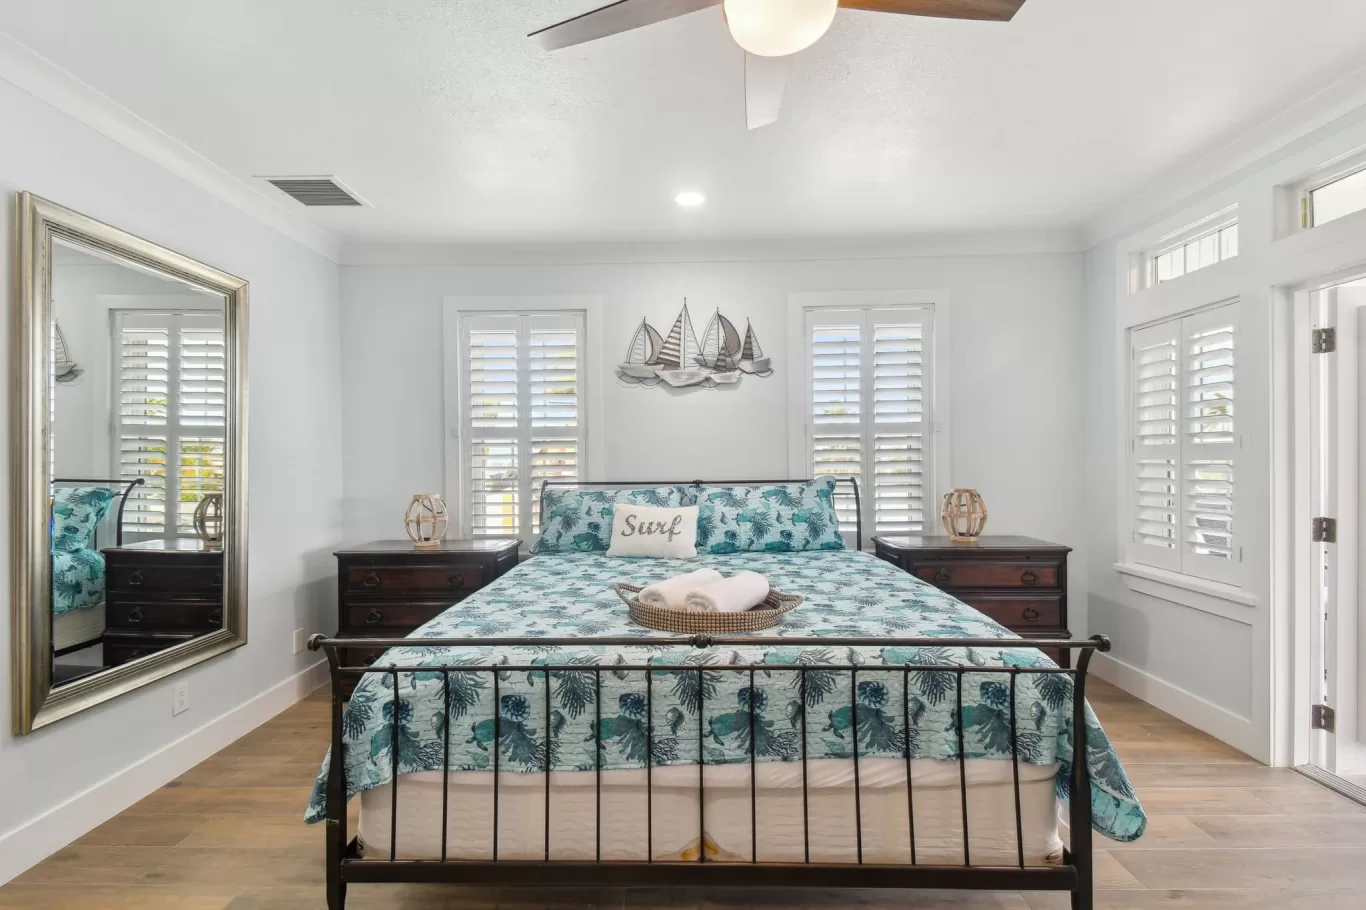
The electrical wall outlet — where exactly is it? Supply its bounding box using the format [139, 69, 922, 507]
[172, 681, 189, 716]
[293, 628, 306, 654]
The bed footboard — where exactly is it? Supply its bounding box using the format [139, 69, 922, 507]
[308, 634, 1111, 910]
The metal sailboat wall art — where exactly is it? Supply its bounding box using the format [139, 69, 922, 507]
[616, 300, 774, 389]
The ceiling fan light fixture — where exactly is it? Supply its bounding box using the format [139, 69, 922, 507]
[722, 0, 838, 57]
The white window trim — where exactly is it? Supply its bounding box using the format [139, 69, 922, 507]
[442, 295, 605, 541]
[1113, 561, 1257, 623]
[785, 289, 951, 546]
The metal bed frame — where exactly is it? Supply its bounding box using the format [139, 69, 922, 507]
[310, 478, 1108, 910]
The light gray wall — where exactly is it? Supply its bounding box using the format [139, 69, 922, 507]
[0, 74, 344, 863]
[338, 252, 1090, 603]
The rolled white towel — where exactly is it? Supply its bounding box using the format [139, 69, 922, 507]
[684, 572, 771, 614]
[638, 568, 724, 610]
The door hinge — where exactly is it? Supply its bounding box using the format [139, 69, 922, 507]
[1312, 704, 1337, 733]
[1312, 327, 1336, 353]
[1313, 517, 1337, 543]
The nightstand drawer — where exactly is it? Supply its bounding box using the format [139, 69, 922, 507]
[344, 564, 481, 595]
[960, 596, 1062, 630]
[911, 561, 1061, 591]
[103, 632, 195, 666]
[345, 601, 454, 630]
[107, 563, 223, 594]
[107, 599, 222, 632]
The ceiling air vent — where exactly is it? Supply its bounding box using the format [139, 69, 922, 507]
[261, 176, 367, 207]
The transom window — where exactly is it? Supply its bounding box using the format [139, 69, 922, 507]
[1147, 212, 1238, 287]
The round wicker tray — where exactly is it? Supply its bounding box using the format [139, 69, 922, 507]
[612, 582, 803, 634]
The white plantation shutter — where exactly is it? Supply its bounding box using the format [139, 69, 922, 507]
[1129, 320, 1181, 572]
[115, 312, 226, 540]
[1128, 301, 1241, 583]
[460, 311, 585, 539]
[872, 319, 927, 534]
[806, 306, 934, 541]
[1182, 306, 1238, 579]
[810, 319, 863, 531]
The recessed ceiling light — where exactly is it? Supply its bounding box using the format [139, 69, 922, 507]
[674, 190, 706, 208]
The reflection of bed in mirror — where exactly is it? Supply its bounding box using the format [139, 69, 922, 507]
[50, 478, 143, 671]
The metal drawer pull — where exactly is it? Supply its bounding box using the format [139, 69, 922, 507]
[1022, 606, 1041, 622]
[1021, 570, 1039, 585]
[366, 609, 384, 625]
[128, 570, 144, 587]
[363, 572, 380, 587]
[210, 573, 223, 588]
[934, 570, 951, 585]
[448, 573, 464, 587]
[128, 608, 144, 624]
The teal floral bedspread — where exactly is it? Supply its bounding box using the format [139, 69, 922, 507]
[52, 548, 106, 614]
[305, 551, 1146, 842]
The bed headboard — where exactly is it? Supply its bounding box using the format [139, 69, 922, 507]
[51, 477, 146, 548]
[538, 477, 863, 551]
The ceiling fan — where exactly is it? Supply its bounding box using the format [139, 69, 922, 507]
[529, 0, 1027, 129]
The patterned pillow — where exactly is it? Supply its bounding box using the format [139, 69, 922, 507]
[694, 478, 846, 553]
[51, 486, 118, 553]
[533, 486, 694, 554]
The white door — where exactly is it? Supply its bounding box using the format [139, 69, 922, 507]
[1308, 280, 1366, 789]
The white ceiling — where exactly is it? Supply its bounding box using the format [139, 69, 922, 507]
[4, 0, 1366, 245]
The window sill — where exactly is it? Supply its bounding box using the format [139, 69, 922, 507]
[1112, 562, 1256, 624]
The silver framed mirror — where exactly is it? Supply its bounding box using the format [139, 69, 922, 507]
[11, 192, 248, 734]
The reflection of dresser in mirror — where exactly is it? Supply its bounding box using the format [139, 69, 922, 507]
[101, 539, 225, 667]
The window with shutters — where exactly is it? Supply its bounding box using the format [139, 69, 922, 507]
[1127, 301, 1241, 584]
[805, 306, 933, 541]
[113, 311, 226, 540]
[456, 311, 584, 540]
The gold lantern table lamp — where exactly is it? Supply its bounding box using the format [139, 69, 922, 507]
[941, 488, 988, 543]
[405, 493, 449, 548]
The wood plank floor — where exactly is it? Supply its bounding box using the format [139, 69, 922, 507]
[3, 679, 1365, 909]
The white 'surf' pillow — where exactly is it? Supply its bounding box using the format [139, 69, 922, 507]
[606, 504, 699, 559]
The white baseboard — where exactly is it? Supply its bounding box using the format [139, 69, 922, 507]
[1090, 653, 1264, 761]
[0, 660, 328, 885]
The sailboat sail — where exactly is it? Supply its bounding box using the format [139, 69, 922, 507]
[644, 323, 664, 364]
[657, 312, 684, 369]
[740, 320, 764, 360]
[625, 320, 649, 364]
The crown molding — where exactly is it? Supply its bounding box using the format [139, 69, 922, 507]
[0, 31, 342, 263]
[1082, 61, 1366, 250]
[339, 228, 1085, 267]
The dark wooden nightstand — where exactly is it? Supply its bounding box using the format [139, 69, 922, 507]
[334, 539, 520, 689]
[102, 538, 225, 667]
[873, 535, 1073, 666]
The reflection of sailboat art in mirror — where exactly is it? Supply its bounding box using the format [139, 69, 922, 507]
[617, 300, 773, 389]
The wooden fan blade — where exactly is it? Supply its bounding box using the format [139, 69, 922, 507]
[530, 0, 722, 50]
[838, 0, 1026, 21]
[745, 53, 790, 130]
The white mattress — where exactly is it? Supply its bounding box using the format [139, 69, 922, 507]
[52, 602, 105, 652]
[358, 757, 1064, 866]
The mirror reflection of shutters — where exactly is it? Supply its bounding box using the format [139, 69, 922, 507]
[115, 311, 226, 540]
